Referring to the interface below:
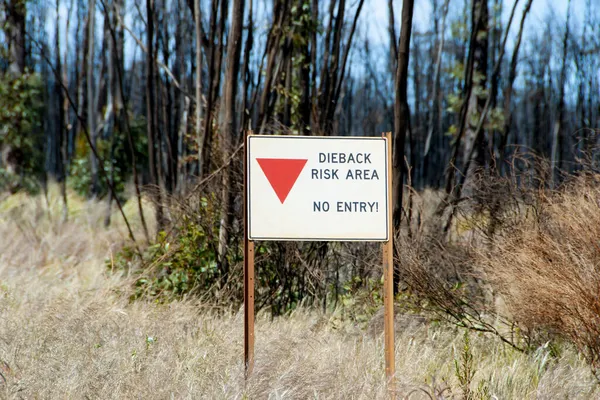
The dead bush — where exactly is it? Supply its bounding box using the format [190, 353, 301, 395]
[478, 173, 600, 378]
[391, 184, 529, 351]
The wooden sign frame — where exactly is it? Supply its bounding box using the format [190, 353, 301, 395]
[243, 131, 395, 395]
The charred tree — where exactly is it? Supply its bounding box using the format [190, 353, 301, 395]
[217, 0, 245, 278]
[392, 0, 415, 292]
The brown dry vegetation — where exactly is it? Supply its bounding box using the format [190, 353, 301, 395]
[479, 174, 600, 378]
[1, 184, 600, 399]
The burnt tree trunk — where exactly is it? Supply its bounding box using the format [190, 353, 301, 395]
[87, 0, 99, 195]
[146, 0, 165, 231]
[500, 0, 533, 174]
[217, 0, 245, 278]
[392, 0, 414, 230]
[392, 0, 415, 293]
[551, 0, 572, 185]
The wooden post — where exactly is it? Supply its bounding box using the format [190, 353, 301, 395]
[383, 131, 395, 396]
[244, 131, 255, 379]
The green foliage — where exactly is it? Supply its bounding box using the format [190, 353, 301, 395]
[108, 193, 337, 315]
[455, 330, 475, 399]
[139, 223, 220, 298]
[0, 168, 40, 194]
[287, 1, 320, 48]
[485, 107, 505, 132]
[0, 71, 45, 193]
[69, 114, 147, 199]
[446, 93, 463, 114]
[69, 138, 125, 199]
[444, 64, 501, 138]
[108, 192, 239, 301]
[448, 62, 465, 81]
[454, 330, 491, 400]
[450, 20, 469, 42]
[111, 217, 224, 300]
[337, 276, 384, 324]
[471, 71, 488, 94]
[274, 0, 320, 132]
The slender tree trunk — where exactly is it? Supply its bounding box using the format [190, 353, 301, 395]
[200, 0, 227, 176]
[6, 0, 26, 75]
[175, 0, 187, 194]
[146, 0, 164, 231]
[282, 51, 293, 127]
[178, 96, 190, 193]
[194, 0, 204, 176]
[158, 4, 176, 196]
[551, 0, 572, 185]
[75, 0, 88, 154]
[199, 0, 219, 177]
[392, 0, 415, 295]
[583, 0, 593, 153]
[392, 0, 414, 231]
[461, 0, 488, 188]
[331, 0, 365, 133]
[500, 0, 533, 174]
[56, 0, 68, 221]
[63, 0, 75, 189]
[217, 0, 245, 277]
[310, 0, 318, 133]
[443, 0, 520, 234]
[314, 0, 337, 134]
[388, 0, 398, 71]
[154, 2, 166, 220]
[488, 0, 501, 157]
[239, 0, 253, 137]
[438, 0, 484, 208]
[299, 0, 311, 134]
[104, 1, 116, 227]
[102, 0, 149, 242]
[412, 36, 421, 188]
[257, 0, 289, 134]
[423, 0, 449, 183]
[88, 0, 99, 196]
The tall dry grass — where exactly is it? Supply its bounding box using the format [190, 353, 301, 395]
[0, 185, 599, 398]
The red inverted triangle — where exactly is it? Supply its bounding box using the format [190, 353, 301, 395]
[256, 158, 308, 204]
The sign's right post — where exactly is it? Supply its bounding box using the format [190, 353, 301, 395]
[383, 131, 396, 396]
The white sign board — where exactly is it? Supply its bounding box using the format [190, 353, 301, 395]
[247, 135, 389, 241]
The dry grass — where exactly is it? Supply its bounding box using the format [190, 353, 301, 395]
[0, 185, 599, 399]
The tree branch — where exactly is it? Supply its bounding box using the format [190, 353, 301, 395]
[111, 4, 199, 104]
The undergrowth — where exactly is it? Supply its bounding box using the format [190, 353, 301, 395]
[2, 182, 600, 397]
[103, 169, 600, 388]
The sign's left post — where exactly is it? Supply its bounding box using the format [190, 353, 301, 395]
[243, 130, 255, 380]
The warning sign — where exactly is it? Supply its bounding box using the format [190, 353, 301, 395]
[247, 135, 389, 241]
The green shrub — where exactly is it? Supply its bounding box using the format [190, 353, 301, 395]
[108, 191, 386, 316]
[108, 203, 330, 314]
[134, 219, 223, 299]
[0, 71, 45, 193]
[454, 330, 492, 400]
[69, 114, 147, 199]
[69, 138, 126, 199]
[108, 192, 240, 301]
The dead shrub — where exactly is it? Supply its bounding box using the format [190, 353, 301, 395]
[391, 185, 529, 351]
[478, 173, 600, 378]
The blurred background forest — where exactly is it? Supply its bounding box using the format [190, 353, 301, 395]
[2, 0, 597, 208]
[1, 0, 600, 321]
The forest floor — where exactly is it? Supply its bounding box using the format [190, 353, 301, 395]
[0, 186, 599, 399]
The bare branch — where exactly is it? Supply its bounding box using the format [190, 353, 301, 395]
[109, 1, 198, 104]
